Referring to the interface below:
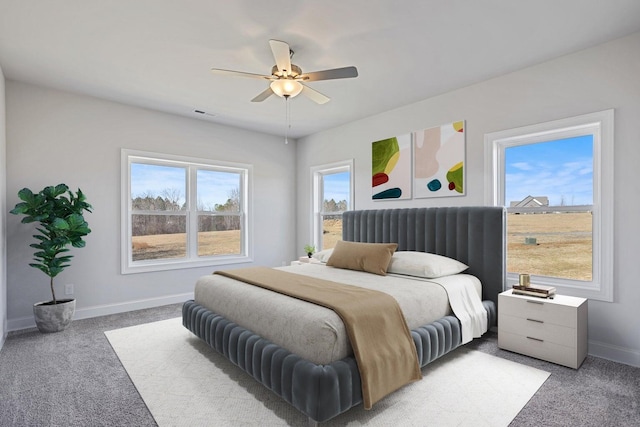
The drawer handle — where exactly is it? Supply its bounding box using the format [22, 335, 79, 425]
[527, 318, 544, 324]
[526, 300, 544, 305]
[526, 336, 544, 342]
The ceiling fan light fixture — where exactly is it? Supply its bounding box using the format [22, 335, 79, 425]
[211, 40, 356, 105]
[270, 79, 303, 98]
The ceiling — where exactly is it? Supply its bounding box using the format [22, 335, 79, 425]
[1, 1, 640, 139]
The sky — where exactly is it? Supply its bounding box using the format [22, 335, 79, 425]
[132, 136, 591, 210]
[505, 135, 593, 206]
[131, 163, 240, 209]
[322, 136, 594, 208]
[323, 171, 350, 204]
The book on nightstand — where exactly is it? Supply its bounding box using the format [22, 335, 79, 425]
[512, 284, 556, 298]
[298, 256, 322, 264]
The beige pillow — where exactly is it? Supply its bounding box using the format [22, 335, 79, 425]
[327, 241, 398, 275]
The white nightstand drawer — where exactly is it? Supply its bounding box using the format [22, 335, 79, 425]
[499, 330, 581, 369]
[498, 290, 588, 369]
[499, 293, 579, 328]
[499, 313, 577, 347]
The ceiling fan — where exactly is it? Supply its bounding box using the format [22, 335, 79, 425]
[211, 40, 358, 104]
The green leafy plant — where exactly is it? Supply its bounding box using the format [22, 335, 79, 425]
[10, 184, 92, 304]
[304, 244, 316, 257]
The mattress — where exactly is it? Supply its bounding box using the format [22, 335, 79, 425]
[194, 263, 483, 365]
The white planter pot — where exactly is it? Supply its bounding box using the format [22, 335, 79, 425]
[33, 298, 76, 333]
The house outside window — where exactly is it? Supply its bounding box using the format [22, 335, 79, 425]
[121, 149, 251, 274]
[485, 110, 613, 301]
[311, 160, 354, 250]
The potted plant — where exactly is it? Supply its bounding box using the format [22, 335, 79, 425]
[10, 184, 92, 333]
[304, 244, 316, 258]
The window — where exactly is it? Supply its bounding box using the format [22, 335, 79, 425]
[121, 149, 251, 274]
[505, 136, 594, 281]
[485, 110, 613, 301]
[311, 160, 354, 250]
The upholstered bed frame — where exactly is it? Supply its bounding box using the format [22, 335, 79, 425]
[182, 206, 505, 425]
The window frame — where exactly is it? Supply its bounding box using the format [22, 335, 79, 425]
[484, 110, 614, 302]
[121, 149, 252, 274]
[310, 159, 354, 250]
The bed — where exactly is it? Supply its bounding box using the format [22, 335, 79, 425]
[182, 206, 505, 425]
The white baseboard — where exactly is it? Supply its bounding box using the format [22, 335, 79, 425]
[588, 339, 640, 368]
[7, 292, 193, 332]
[7, 295, 639, 369]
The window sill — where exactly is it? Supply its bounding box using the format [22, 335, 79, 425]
[121, 255, 252, 275]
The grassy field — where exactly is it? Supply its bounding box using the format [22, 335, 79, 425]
[321, 219, 343, 250]
[323, 213, 593, 281]
[132, 230, 241, 261]
[132, 213, 593, 281]
[507, 212, 592, 281]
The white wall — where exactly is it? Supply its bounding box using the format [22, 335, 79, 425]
[5, 82, 297, 329]
[297, 32, 640, 367]
[0, 65, 7, 348]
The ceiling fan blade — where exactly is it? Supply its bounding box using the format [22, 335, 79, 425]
[300, 66, 358, 82]
[301, 85, 330, 104]
[269, 39, 292, 76]
[251, 87, 274, 102]
[211, 68, 272, 80]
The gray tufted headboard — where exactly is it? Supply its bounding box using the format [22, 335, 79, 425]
[342, 206, 506, 309]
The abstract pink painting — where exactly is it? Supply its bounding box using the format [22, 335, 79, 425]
[413, 121, 465, 198]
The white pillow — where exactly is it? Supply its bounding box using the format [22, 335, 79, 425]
[387, 251, 468, 278]
[311, 248, 333, 263]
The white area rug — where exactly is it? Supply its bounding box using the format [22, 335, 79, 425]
[106, 317, 549, 427]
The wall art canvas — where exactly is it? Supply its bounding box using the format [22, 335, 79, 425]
[372, 134, 412, 200]
[413, 121, 465, 198]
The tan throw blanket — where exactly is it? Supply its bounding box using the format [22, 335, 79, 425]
[215, 266, 422, 409]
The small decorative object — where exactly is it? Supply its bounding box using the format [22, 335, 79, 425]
[10, 184, 92, 333]
[512, 282, 556, 298]
[304, 244, 316, 258]
[518, 273, 531, 287]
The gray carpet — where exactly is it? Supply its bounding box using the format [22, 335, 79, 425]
[0, 303, 638, 426]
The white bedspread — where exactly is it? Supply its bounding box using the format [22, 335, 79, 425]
[389, 273, 488, 344]
[194, 264, 487, 364]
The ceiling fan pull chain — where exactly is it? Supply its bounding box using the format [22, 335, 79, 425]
[284, 95, 290, 144]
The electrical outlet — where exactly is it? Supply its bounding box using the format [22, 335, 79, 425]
[65, 284, 74, 295]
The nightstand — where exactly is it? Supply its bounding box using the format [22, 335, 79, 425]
[498, 289, 588, 369]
